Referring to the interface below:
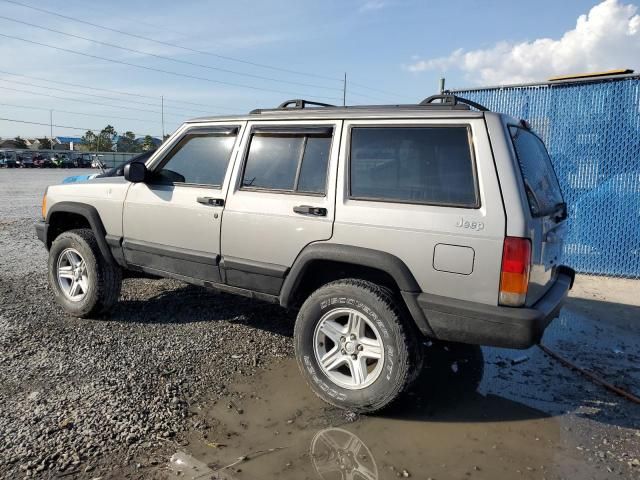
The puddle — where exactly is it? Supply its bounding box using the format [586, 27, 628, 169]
[163, 357, 619, 480]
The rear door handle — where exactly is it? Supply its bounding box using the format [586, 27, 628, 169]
[197, 197, 225, 206]
[293, 205, 327, 216]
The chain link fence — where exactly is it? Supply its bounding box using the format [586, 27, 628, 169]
[451, 75, 640, 278]
[1, 149, 141, 169]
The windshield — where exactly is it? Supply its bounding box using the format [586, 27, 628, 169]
[509, 126, 564, 217]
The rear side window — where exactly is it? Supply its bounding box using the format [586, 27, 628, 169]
[155, 130, 237, 186]
[349, 126, 478, 207]
[242, 128, 332, 194]
[509, 126, 563, 216]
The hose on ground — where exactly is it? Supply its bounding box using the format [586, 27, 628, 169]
[538, 343, 640, 405]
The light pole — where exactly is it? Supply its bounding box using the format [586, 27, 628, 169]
[49, 109, 53, 154]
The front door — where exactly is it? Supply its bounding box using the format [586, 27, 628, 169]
[122, 124, 242, 283]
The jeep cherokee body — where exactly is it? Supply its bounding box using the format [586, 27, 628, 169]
[36, 95, 574, 412]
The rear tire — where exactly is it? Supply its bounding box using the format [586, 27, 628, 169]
[294, 279, 422, 413]
[48, 228, 121, 317]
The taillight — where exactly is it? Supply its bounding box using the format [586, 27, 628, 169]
[499, 237, 531, 307]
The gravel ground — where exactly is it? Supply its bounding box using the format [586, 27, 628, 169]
[1, 169, 639, 479]
[0, 170, 295, 478]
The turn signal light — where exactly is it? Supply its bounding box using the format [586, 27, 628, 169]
[41, 189, 48, 219]
[499, 237, 531, 307]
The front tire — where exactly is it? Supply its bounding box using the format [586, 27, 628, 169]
[294, 279, 421, 413]
[48, 229, 122, 317]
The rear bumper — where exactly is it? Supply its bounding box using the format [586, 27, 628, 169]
[35, 221, 47, 246]
[416, 266, 575, 349]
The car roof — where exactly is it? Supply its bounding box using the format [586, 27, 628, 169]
[186, 106, 486, 124]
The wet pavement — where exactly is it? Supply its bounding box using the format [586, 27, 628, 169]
[2, 170, 639, 479]
[148, 290, 640, 480]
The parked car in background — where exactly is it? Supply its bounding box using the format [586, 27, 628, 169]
[33, 153, 53, 168]
[51, 154, 74, 169]
[62, 150, 156, 184]
[0, 150, 17, 168]
[17, 152, 34, 168]
[71, 152, 92, 168]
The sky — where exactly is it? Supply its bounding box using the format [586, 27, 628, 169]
[0, 0, 638, 139]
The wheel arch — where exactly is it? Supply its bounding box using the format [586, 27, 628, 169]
[280, 243, 434, 336]
[46, 202, 115, 265]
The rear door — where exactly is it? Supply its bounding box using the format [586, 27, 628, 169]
[220, 120, 341, 295]
[508, 125, 567, 304]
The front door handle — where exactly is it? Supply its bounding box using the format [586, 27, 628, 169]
[293, 205, 327, 216]
[197, 197, 225, 206]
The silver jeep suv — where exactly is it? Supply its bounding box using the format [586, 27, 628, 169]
[35, 95, 575, 412]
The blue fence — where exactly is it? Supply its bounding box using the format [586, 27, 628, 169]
[453, 76, 640, 277]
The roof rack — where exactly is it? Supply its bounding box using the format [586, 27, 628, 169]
[250, 99, 335, 114]
[419, 94, 490, 112]
[248, 94, 489, 115]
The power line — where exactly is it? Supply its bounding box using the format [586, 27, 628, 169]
[1, 0, 342, 83]
[0, 76, 217, 116]
[0, 32, 343, 102]
[0, 69, 237, 112]
[0, 101, 159, 124]
[0, 116, 161, 135]
[0, 84, 188, 119]
[0, 15, 344, 93]
[0, 0, 400, 101]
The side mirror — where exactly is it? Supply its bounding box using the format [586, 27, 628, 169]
[124, 162, 147, 183]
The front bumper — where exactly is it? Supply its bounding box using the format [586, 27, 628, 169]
[35, 220, 47, 246]
[417, 266, 575, 349]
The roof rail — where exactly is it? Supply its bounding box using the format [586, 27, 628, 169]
[250, 99, 335, 114]
[419, 94, 490, 112]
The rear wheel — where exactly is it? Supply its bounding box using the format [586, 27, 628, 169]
[294, 279, 422, 413]
[48, 229, 121, 317]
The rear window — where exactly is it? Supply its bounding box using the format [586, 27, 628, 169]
[509, 126, 564, 217]
[349, 126, 478, 207]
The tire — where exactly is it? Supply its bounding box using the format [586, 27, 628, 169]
[420, 340, 484, 394]
[48, 228, 122, 317]
[294, 279, 422, 413]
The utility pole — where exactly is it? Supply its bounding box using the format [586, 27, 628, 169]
[49, 109, 53, 153]
[343, 73, 347, 106]
[161, 95, 165, 140]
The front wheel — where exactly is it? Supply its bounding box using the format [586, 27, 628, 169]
[48, 229, 122, 317]
[294, 279, 422, 413]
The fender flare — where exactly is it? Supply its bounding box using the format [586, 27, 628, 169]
[46, 201, 115, 265]
[279, 243, 434, 336]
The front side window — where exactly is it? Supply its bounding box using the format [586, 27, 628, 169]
[242, 128, 333, 194]
[349, 126, 478, 207]
[154, 130, 237, 186]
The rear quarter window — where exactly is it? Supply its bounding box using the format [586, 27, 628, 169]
[509, 126, 564, 217]
[349, 126, 479, 207]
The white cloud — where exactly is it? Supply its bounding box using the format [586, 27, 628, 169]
[359, 0, 389, 13]
[406, 0, 640, 85]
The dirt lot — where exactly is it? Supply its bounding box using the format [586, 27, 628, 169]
[0, 169, 639, 479]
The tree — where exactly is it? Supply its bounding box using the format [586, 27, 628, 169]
[116, 131, 139, 153]
[98, 125, 117, 152]
[141, 135, 156, 151]
[13, 136, 27, 149]
[80, 130, 97, 151]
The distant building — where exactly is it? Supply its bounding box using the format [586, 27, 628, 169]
[54, 136, 84, 150]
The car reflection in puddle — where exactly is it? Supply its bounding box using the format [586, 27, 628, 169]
[311, 428, 378, 480]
